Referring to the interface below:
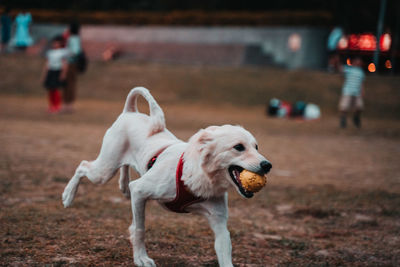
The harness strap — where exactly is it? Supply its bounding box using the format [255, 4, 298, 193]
[163, 153, 205, 213]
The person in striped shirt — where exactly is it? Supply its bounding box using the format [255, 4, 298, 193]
[338, 57, 365, 128]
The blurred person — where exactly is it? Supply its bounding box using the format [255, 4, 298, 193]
[11, 11, 33, 51]
[62, 21, 82, 113]
[338, 57, 365, 129]
[327, 26, 343, 72]
[1, 7, 12, 52]
[41, 36, 69, 113]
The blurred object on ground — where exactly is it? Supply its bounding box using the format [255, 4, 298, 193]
[268, 98, 321, 120]
[102, 44, 122, 61]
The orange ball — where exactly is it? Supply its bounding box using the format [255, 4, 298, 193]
[239, 170, 267, 193]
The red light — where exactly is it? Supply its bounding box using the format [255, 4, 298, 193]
[358, 34, 376, 51]
[347, 33, 379, 51]
[380, 33, 391, 52]
[368, 63, 376, 73]
[335, 33, 391, 52]
[348, 34, 359, 50]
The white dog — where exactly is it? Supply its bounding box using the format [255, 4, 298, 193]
[62, 87, 272, 267]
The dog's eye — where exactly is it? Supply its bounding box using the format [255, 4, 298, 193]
[255, 144, 258, 150]
[233, 144, 245, 152]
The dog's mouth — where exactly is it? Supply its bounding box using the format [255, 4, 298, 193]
[228, 165, 254, 198]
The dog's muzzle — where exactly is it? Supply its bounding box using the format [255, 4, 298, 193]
[228, 161, 272, 198]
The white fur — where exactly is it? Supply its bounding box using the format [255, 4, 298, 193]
[62, 87, 271, 267]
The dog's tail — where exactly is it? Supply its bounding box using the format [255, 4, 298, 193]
[123, 87, 166, 136]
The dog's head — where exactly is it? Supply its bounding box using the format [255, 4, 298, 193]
[186, 125, 272, 198]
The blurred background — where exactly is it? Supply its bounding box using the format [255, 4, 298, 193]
[2, 0, 400, 72]
[1, 0, 399, 118]
[1, 1, 400, 266]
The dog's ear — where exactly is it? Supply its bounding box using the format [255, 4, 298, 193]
[188, 129, 214, 150]
[187, 128, 219, 176]
[187, 129, 217, 172]
[197, 129, 214, 147]
[198, 130, 218, 172]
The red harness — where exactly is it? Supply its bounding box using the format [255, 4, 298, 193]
[147, 152, 205, 213]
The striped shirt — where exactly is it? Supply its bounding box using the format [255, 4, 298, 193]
[342, 66, 365, 96]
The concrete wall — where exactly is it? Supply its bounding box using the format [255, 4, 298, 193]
[31, 24, 329, 69]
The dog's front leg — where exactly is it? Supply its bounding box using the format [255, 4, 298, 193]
[201, 194, 233, 267]
[128, 179, 156, 267]
[209, 216, 233, 267]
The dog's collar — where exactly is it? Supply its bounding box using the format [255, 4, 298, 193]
[163, 153, 206, 213]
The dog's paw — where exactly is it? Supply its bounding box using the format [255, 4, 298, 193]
[134, 256, 156, 267]
[62, 189, 73, 208]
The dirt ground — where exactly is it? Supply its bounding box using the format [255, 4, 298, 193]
[1, 56, 400, 266]
[1, 94, 399, 266]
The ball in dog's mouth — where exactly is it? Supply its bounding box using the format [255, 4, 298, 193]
[229, 166, 267, 198]
[239, 170, 267, 193]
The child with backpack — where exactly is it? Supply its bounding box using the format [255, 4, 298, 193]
[62, 21, 85, 113]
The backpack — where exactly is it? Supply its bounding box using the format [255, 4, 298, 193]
[76, 51, 88, 73]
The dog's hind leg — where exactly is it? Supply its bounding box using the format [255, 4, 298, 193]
[62, 126, 128, 207]
[119, 165, 131, 199]
[62, 160, 90, 208]
[62, 158, 119, 208]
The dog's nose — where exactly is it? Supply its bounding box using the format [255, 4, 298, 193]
[260, 161, 272, 173]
